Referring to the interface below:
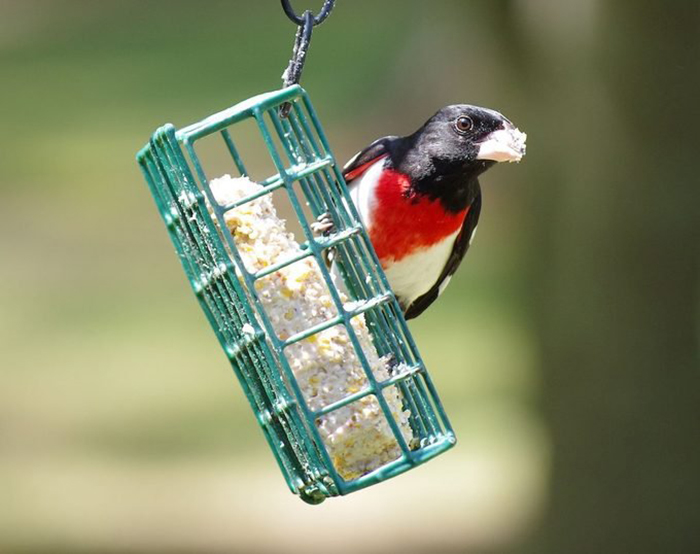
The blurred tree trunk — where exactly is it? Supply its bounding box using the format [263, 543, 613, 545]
[528, 2, 700, 553]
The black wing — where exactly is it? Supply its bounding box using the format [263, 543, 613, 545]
[403, 189, 482, 320]
[342, 136, 396, 183]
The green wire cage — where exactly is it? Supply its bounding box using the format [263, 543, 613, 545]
[136, 85, 455, 503]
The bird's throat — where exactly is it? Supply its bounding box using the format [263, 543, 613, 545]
[368, 169, 469, 264]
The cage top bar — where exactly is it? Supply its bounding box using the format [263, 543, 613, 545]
[178, 86, 303, 143]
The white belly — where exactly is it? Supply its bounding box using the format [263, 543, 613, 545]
[347, 159, 460, 305]
[382, 230, 460, 306]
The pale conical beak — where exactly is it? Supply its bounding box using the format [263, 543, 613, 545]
[476, 122, 527, 163]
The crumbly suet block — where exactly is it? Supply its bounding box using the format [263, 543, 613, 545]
[209, 175, 413, 480]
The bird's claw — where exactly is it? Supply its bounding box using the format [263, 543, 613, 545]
[385, 353, 399, 375]
[310, 211, 336, 237]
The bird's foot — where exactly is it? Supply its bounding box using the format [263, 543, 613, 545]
[385, 353, 399, 375]
[310, 211, 336, 237]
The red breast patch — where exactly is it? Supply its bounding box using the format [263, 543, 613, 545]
[369, 169, 469, 263]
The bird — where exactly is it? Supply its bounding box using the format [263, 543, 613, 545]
[337, 104, 526, 319]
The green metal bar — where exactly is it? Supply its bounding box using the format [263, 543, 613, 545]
[217, 180, 286, 212]
[313, 388, 374, 418]
[179, 86, 304, 141]
[282, 315, 344, 348]
[252, 248, 315, 281]
[220, 129, 247, 176]
[376, 363, 424, 388]
[343, 293, 393, 318]
[343, 434, 456, 495]
[310, 224, 363, 249]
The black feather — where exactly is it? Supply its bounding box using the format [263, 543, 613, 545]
[342, 136, 397, 181]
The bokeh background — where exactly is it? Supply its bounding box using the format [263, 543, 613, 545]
[1, 1, 698, 553]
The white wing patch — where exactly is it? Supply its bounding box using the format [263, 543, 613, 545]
[348, 158, 385, 227]
[469, 225, 478, 245]
[343, 149, 362, 172]
[438, 275, 453, 297]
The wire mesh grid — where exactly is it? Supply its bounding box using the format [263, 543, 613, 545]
[136, 85, 455, 503]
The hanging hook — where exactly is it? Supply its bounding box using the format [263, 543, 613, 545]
[279, 0, 336, 118]
[281, 0, 335, 26]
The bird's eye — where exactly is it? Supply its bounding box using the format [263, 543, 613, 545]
[455, 116, 474, 134]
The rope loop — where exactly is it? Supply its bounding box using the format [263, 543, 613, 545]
[281, 0, 335, 26]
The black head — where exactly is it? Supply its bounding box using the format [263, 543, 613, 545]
[404, 105, 525, 176]
[392, 104, 526, 211]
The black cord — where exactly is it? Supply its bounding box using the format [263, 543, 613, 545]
[279, 0, 336, 117]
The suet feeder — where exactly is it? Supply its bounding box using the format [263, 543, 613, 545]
[136, 4, 455, 505]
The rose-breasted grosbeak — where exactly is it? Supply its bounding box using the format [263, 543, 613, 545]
[342, 105, 526, 319]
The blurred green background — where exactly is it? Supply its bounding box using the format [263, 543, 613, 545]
[1, 1, 698, 553]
